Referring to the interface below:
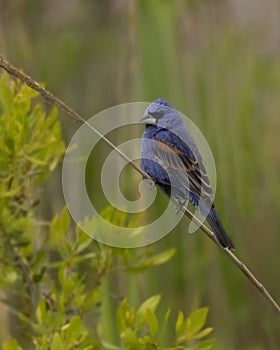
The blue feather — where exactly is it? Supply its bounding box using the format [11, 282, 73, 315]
[140, 98, 234, 249]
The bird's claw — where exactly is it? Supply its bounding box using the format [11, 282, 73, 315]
[143, 178, 156, 190]
[174, 198, 186, 214]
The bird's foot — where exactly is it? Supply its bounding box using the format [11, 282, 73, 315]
[174, 198, 187, 214]
[143, 178, 156, 190]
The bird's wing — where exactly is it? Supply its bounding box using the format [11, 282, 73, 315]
[154, 129, 213, 207]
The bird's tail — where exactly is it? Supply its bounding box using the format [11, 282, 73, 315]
[206, 208, 234, 249]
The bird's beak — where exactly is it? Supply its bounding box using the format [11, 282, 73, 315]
[140, 113, 157, 125]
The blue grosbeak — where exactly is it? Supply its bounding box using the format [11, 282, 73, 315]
[140, 98, 234, 249]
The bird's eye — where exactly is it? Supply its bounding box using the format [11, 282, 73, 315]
[149, 111, 164, 118]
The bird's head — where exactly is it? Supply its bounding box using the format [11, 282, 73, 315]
[140, 98, 184, 130]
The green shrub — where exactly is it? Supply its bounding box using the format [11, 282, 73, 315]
[0, 74, 214, 350]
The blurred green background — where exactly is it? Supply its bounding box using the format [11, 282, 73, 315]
[1, 0, 280, 348]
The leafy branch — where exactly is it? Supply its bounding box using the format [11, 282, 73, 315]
[1, 54, 279, 317]
[0, 73, 213, 349]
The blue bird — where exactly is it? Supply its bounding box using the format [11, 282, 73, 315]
[140, 98, 234, 249]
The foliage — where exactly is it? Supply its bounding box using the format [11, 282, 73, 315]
[116, 297, 213, 350]
[0, 75, 214, 349]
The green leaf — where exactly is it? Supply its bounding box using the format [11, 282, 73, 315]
[51, 333, 65, 350]
[5, 137, 14, 152]
[193, 338, 214, 350]
[136, 295, 160, 320]
[127, 248, 176, 272]
[186, 307, 209, 338]
[191, 327, 213, 340]
[177, 307, 210, 343]
[135, 295, 161, 330]
[50, 207, 70, 242]
[101, 341, 122, 350]
[145, 308, 158, 336]
[2, 338, 23, 350]
[143, 248, 176, 266]
[0, 74, 14, 112]
[0, 186, 22, 197]
[157, 307, 171, 343]
[121, 328, 140, 348]
[175, 310, 184, 334]
[36, 299, 47, 324]
[63, 315, 84, 338]
[70, 252, 97, 264]
[74, 232, 93, 254]
[24, 154, 47, 166]
[16, 83, 38, 104]
[117, 298, 130, 331]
